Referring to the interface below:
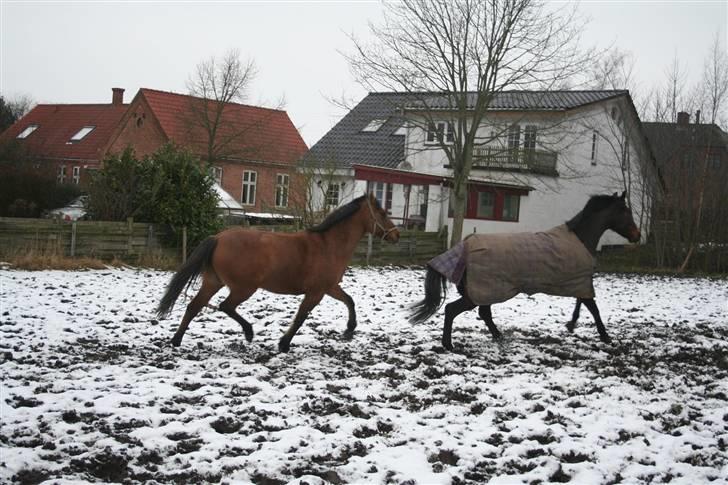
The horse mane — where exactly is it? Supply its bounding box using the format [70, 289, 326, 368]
[307, 195, 368, 233]
[566, 194, 621, 231]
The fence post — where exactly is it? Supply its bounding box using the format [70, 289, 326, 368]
[366, 233, 373, 266]
[147, 224, 154, 251]
[70, 221, 77, 257]
[126, 217, 134, 258]
[182, 226, 187, 263]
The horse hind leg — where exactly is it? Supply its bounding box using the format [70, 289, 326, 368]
[582, 298, 612, 344]
[279, 292, 324, 353]
[218, 288, 256, 343]
[478, 305, 502, 341]
[443, 296, 476, 351]
[170, 276, 222, 347]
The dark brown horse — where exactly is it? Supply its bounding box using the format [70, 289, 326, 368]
[157, 193, 400, 352]
[410, 192, 641, 350]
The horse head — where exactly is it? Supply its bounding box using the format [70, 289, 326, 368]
[608, 191, 641, 243]
[364, 193, 400, 243]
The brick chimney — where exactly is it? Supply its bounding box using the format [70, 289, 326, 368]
[676, 111, 690, 126]
[112, 87, 125, 105]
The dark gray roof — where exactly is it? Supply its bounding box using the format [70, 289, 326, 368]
[643, 122, 728, 167]
[407, 90, 628, 111]
[303, 90, 630, 170]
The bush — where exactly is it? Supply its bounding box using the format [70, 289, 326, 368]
[87, 143, 223, 251]
[0, 159, 81, 217]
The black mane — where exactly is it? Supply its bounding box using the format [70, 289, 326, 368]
[307, 195, 368, 233]
[566, 194, 622, 231]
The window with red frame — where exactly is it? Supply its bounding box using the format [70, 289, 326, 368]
[449, 186, 524, 221]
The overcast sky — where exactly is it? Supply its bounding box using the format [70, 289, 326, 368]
[1, 1, 726, 146]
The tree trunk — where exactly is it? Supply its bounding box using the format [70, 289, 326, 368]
[449, 178, 468, 247]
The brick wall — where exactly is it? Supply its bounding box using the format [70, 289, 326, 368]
[219, 162, 302, 213]
[107, 96, 168, 157]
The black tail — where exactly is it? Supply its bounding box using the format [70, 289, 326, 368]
[156, 237, 218, 318]
[409, 265, 447, 323]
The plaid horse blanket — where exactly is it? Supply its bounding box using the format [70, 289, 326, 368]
[428, 225, 596, 306]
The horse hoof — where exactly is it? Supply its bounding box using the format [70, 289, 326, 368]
[278, 339, 290, 353]
[244, 331, 254, 343]
[493, 333, 503, 342]
[566, 322, 575, 333]
[600, 334, 612, 344]
[342, 330, 355, 340]
[442, 341, 453, 352]
[170, 338, 181, 347]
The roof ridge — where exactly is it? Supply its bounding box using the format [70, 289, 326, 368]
[140, 87, 286, 113]
[367, 89, 628, 95]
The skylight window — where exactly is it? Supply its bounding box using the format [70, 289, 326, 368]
[68, 126, 95, 143]
[362, 118, 387, 132]
[16, 124, 38, 139]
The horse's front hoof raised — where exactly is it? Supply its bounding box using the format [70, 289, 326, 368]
[278, 338, 290, 353]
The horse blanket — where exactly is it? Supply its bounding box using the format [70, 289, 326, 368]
[428, 225, 596, 306]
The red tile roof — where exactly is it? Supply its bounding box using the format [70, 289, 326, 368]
[0, 103, 129, 161]
[139, 88, 307, 163]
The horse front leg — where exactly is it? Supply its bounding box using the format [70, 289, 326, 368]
[582, 298, 612, 343]
[478, 305, 502, 341]
[326, 285, 357, 340]
[443, 297, 476, 351]
[566, 298, 582, 333]
[278, 292, 324, 353]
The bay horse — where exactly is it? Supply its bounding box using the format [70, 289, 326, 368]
[157, 193, 400, 352]
[409, 192, 641, 350]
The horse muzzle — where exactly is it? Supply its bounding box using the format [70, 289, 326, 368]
[628, 228, 641, 243]
[385, 228, 400, 243]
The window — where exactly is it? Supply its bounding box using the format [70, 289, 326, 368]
[371, 181, 392, 213]
[57, 165, 66, 184]
[16, 124, 38, 139]
[524, 125, 537, 151]
[477, 192, 495, 218]
[325, 183, 340, 207]
[708, 153, 722, 169]
[72, 166, 80, 185]
[211, 166, 223, 185]
[507, 124, 521, 149]
[426, 122, 454, 144]
[502, 194, 520, 221]
[590, 131, 598, 165]
[456, 186, 524, 222]
[241, 171, 257, 205]
[275, 174, 289, 208]
[362, 118, 387, 132]
[67, 126, 95, 143]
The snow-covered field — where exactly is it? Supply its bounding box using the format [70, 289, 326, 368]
[1, 267, 727, 484]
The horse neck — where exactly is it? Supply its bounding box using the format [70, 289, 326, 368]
[320, 208, 368, 258]
[571, 214, 610, 255]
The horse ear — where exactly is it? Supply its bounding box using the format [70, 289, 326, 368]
[612, 192, 618, 197]
[620, 190, 626, 199]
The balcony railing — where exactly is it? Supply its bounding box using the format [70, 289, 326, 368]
[473, 147, 558, 175]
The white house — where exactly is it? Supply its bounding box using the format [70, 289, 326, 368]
[302, 91, 660, 248]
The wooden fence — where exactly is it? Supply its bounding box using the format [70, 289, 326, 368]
[0, 217, 447, 266]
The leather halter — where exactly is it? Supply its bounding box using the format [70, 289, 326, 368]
[366, 196, 398, 241]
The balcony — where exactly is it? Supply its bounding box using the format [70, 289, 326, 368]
[472, 147, 558, 176]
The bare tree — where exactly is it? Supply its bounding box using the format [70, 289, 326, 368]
[347, 0, 595, 245]
[186, 49, 258, 164]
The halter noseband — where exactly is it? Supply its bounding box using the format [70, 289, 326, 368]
[366, 196, 398, 241]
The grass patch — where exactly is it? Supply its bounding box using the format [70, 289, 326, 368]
[1, 246, 179, 271]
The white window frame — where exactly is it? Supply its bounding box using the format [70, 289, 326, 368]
[362, 118, 387, 132]
[72, 166, 80, 185]
[523, 125, 537, 151]
[325, 183, 340, 207]
[425, 121, 454, 145]
[507, 124, 521, 149]
[211, 166, 223, 185]
[67, 126, 95, 144]
[275, 173, 289, 208]
[57, 165, 66, 184]
[16, 124, 38, 139]
[241, 170, 257, 205]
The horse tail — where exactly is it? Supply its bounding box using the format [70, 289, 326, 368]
[409, 265, 447, 324]
[156, 236, 218, 319]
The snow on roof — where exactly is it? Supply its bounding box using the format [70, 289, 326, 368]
[214, 183, 243, 211]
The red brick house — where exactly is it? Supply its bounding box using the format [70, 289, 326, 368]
[0, 88, 128, 185]
[106, 88, 308, 214]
